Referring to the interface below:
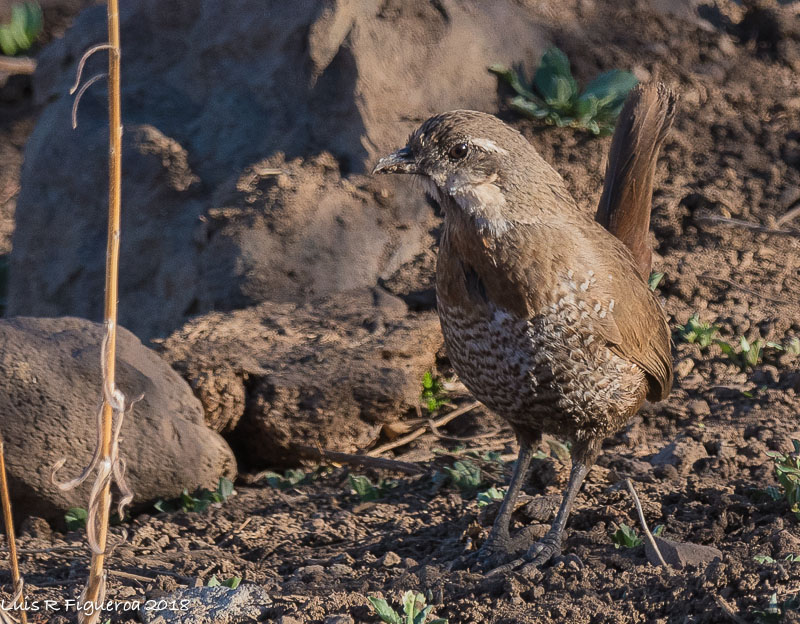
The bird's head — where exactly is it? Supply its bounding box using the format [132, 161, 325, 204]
[373, 110, 553, 233]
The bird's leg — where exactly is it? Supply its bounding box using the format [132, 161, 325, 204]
[522, 439, 600, 569]
[476, 436, 537, 569]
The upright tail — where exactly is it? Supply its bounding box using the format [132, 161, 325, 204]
[595, 83, 677, 280]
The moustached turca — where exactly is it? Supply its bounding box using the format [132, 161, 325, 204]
[373, 83, 677, 573]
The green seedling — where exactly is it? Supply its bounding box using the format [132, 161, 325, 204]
[490, 47, 638, 136]
[421, 371, 448, 413]
[648, 272, 664, 291]
[753, 592, 800, 624]
[611, 523, 643, 549]
[65, 507, 88, 531]
[676, 314, 720, 350]
[754, 554, 800, 564]
[766, 440, 800, 521]
[786, 337, 800, 356]
[154, 477, 235, 513]
[476, 486, 506, 508]
[717, 336, 782, 371]
[368, 590, 447, 624]
[207, 575, 242, 589]
[442, 460, 483, 493]
[348, 474, 397, 502]
[258, 468, 308, 490]
[0, 1, 42, 56]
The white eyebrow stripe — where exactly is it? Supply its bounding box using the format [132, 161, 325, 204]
[471, 138, 509, 155]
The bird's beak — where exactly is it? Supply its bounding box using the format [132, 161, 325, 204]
[372, 147, 418, 175]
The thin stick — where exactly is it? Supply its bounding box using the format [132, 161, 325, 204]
[625, 478, 666, 567]
[0, 440, 26, 624]
[81, 0, 123, 620]
[777, 204, 800, 227]
[367, 401, 480, 457]
[0, 56, 36, 75]
[698, 273, 796, 307]
[696, 214, 800, 237]
[294, 445, 424, 475]
[713, 595, 749, 624]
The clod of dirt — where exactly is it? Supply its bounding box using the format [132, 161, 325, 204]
[0, 316, 236, 521]
[140, 584, 271, 624]
[645, 536, 723, 569]
[159, 288, 442, 466]
[650, 435, 709, 475]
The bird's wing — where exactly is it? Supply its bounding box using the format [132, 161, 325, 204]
[516, 219, 673, 402]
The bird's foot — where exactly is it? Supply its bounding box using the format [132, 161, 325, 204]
[451, 526, 540, 572]
[484, 532, 563, 577]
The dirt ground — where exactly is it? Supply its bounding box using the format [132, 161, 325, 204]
[2, 1, 800, 623]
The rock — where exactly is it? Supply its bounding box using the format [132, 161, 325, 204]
[687, 399, 711, 418]
[18, 516, 52, 539]
[379, 551, 402, 567]
[11, 0, 548, 339]
[324, 617, 354, 624]
[0, 317, 236, 522]
[140, 584, 271, 624]
[650, 436, 709, 476]
[159, 288, 441, 465]
[645, 536, 722, 569]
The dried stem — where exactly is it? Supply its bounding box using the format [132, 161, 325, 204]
[0, 56, 36, 75]
[625, 478, 666, 567]
[294, 445, 425, 475]
[80, 1, 124, 621]
[367, 401, 481, 457]
[0, 440, 26, 624]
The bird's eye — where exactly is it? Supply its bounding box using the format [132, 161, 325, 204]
[448, 143, 469, 160]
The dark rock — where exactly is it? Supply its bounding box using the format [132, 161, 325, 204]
[645, 536, 723, 569]
[159, 288, 441, 465]
[11, 0, 547, 340]
[0, 317, 235, 521]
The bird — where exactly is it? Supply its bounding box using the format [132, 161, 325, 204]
[373, 83, 676, 571]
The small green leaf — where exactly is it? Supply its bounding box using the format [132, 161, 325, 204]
[369, 597, 403, 624]
[217, 477, 235, 500]
[222, 576, 241, 589]
[648, 272, 664, 291]
[65, 507, 88, 531]
[533, 47, 578, 106]
[611, 523, 643, 549]
[207, 575, 220, 587]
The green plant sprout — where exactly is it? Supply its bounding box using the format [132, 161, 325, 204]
[348, 474, 397, 501]
[490, 47, 638, 136]
[717, 336, 783, 371]
[154, 477, 235, 513]
[766, 440, 800, 521]
[421, 371, 448, 412]
[368, 590, 447, 624]
[476, 486, 506, 508]
[676, 313, 721, 350]
[65, 507, 88, 531]
[0, 2, 42, 56]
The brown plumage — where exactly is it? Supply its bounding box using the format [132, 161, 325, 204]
[374, 83, 676, 571]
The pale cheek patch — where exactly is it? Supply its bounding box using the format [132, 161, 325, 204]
[471, 138, 509, 155]
[452, 181, 511, 236]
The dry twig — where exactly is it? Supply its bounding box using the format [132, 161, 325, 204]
[625, 478, 666, 567]
[696, 214, 800, 237]
[295, 445, 424, 475]
[698, 273, 796, 307]
[367, 401, 480, 457]
[0, 56, 35, 75]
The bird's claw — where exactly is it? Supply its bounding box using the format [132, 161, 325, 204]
[483, 535, 562, 577]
